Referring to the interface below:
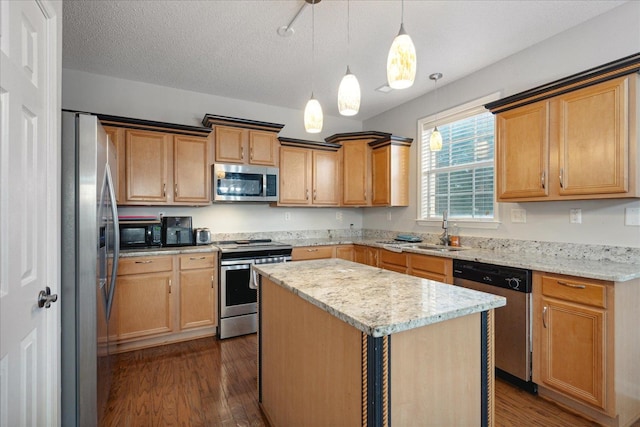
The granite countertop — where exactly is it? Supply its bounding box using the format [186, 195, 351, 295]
[119, 244, 218, 258]
[254, 258, 506, 337]
[282, 238, 640, 282]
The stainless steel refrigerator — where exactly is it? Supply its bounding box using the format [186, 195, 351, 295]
[61, 111, 120, 426]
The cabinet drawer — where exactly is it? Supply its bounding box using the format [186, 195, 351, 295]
[409, 254, 449, 275]
[292, 246, 335, 260]
[179, 254, 216, 270]
[541, 275, 607, 308]
[118, 256, 173, 275]
[380, 249, 407, 267]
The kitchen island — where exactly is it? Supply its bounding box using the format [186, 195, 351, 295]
[253, 259, 506, 427]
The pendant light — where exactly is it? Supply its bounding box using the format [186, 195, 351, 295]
[337, 0, 360, 116]
[429, 72, 443, 151]
[304, 0, 323, 133]
[387, 0, 416, 90]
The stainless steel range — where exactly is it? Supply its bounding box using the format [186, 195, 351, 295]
[215, 239, 292, 339]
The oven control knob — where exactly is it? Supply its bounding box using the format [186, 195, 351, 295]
[506, 277, 521, 290]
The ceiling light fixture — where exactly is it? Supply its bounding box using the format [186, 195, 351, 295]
[337, 0, 360, 116]
[304, 0, 323, 133]
[429, 72, 443, 151]
[277, 0, 321, 37]
[387, 0, 416, 90]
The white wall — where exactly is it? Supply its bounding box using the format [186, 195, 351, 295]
[363, 1, 640, 248]
[61, 69, 365, 233]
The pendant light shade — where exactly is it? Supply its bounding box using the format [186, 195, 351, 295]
[429, 72, 443, 151]
[304, 93, 323, 133]
[304, 0, 323, 133]
[338, 67, 361, 116]
[430, 127, 443, 151]
[387, 1, 416, 90]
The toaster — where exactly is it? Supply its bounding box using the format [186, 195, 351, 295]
[194, 228, 212, 245]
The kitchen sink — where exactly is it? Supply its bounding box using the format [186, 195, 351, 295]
[411, 244, 468, 252]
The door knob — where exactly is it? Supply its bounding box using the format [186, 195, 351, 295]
[38, 286, 58, 309]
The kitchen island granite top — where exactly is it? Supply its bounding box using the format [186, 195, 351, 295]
[253, 258, 506, 337]
[281, 238, 640, 282]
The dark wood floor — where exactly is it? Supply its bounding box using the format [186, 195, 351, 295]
[102, 335, 635, 427]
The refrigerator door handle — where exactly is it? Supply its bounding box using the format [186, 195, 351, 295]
[105, 166, 120, 321]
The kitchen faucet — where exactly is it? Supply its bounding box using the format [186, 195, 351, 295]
[439, 210, 449, 246]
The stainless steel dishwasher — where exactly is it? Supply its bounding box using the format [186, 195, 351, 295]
[453, 259, 537, 393]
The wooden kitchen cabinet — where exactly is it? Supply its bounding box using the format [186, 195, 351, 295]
[113, 256, 175, 341]
[178, 254, 217, 330]
[292, 245, 335, 261]
[532, 271, 640, 426]
[325, 131, 413, 207]
[335, 244, 354, 261]
[99, 115, 213, 206]
[353, 245, 378, 267]
[379, 249, 408, 274]
[408, 253, 453, 284]
[202, 114, 285, 167]
[490, 71, 639, 201]
[278, 138, 341, 206]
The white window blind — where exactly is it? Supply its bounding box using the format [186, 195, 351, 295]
[419, 103, 496, 221]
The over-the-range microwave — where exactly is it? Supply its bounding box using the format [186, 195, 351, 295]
[211, 163, 278, 202]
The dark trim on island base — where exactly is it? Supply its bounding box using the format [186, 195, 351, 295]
[364, 335, 391, 427]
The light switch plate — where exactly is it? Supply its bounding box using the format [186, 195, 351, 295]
[625, 208, 640, 226]
[511, 208, 526, 223]
[336, 211, 343, 221]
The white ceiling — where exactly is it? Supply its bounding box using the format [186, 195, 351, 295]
[62, 0, 627, 121]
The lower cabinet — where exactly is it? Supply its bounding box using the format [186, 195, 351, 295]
[179, 254, 217, 330]
[112, 252, 218, 352]
[353, 245, 379, 267]
[335, 244, 354, 261]
[292, 245, 336, 261]
[408, 253, 453, 284]
[114, 256, 175, 341]
[532, 272, 640, 427]
[379, 249, 408, 274]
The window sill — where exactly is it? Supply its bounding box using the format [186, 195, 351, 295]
[415, 219, 501, 230]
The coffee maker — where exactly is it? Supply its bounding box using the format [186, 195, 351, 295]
[161, 216, 193, 246]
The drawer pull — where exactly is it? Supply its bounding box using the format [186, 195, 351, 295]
[189, 256, 206, 260]
[557, 280, 586, 289]
[306, 248, 319, 252]
[543, 306, 548, 328]
[135, 260, 153, 264]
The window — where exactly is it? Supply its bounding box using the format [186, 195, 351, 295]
[418, 95, 498, 222]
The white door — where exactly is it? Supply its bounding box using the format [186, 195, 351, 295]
[0, 1, 61, 426]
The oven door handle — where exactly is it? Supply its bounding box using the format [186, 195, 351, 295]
[250, 267, 259, 290]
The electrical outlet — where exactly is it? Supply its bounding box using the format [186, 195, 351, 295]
[284, 212, 291, 221]
[510, 208, 526, 223]
[336, 212, 343, 221]
[570, 208, 582, 224]
[387, 212, 392, 221]
[625, 207, 640, 226]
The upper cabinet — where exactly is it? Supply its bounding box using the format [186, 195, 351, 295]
[99, 114, 213, 206]
[202, 114, 285, 167]
[278, 138, 341, 206]
[325, 131, 413, 207]
[488, 54, 640, 202]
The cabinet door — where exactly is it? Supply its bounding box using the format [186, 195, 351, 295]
[292, 245, 335, 260]
[103, 126, 125, 204]
[354, 246, 378, 267]
[125, 130, 171, 203]
[312, 150, 340, 205]
[180, 269, 216, 329]
[538, 296, 607, 411]
[409, 254, 452, 284]
[249, 130, 278, 166]
[174, 135, 210, 204]
[496, 101, 549, 200]
[114, 271, 173, 340]
[371, 146, 390, 206]
[342, 140, 370, 205]
[215, 126, 246, 163]
[280, 146, 311, 205]
[557, 76, 628, 196]
[335, 245, 354, 261]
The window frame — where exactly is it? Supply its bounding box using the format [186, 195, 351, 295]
[416, 93, 501, 228]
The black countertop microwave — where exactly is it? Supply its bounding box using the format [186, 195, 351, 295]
[119, 221, 162, 249]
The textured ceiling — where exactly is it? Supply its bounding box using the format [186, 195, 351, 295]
[62, 0, 627, 120]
